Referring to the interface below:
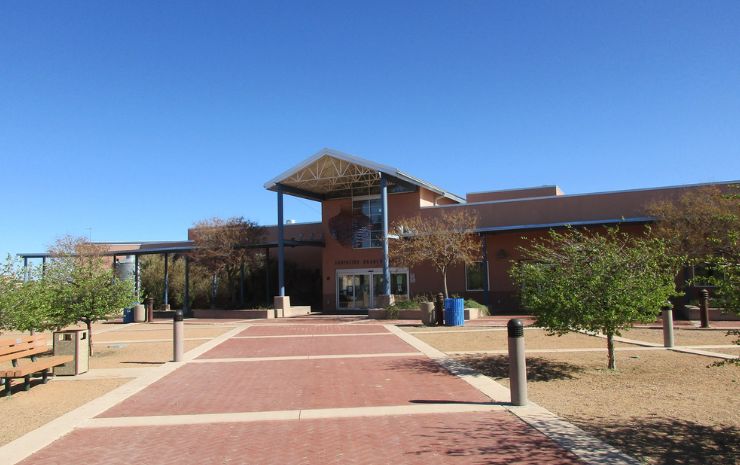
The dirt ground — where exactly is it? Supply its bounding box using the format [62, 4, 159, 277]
[89, 340, 208, 368]
[405, 327, 739, 465]
[622, 327, 738, 346]
[408, 327, 634, 351]
[0, 378, 129, 446]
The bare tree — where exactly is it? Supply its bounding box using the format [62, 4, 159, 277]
[190, 217, 265, 308]
[391, 210, 480, 297]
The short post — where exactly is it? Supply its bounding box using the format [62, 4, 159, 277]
[434, 293, 445, 326]
[699, 289, 710, 328]
[662, 302, 674, 348]
[173, 309, 184, 362]
[507, 318, 528, 406]
[145, 297, 154, 323]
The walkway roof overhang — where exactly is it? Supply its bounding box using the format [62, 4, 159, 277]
[264, 148, 464, 203]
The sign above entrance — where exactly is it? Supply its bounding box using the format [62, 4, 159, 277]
[334, 259, 382, 266]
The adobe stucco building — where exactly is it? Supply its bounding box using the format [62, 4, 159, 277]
[256, 148, 734, 312]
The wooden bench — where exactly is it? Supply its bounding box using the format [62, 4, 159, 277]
[0, 334, 73, 397]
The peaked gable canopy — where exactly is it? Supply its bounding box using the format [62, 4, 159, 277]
[264, 148, 464, 202]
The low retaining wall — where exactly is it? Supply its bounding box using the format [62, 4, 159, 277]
[192, 309, 274, 319]
[684, 306, 740, 321]
[368, 307, 481, 321]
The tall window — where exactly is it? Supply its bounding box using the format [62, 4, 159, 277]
[465, 261, 486, 291]
[352, 196, 383, 248]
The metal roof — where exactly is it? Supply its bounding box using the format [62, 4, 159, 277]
[264, 148, 465, 203]
[475, 216, 655, 234]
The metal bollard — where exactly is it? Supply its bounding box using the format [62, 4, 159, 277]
[507, 319, 528, 406]
[434, 293, 445, 326]
[145, 297, 154, 323]
[662, 302, 674, 348]
[173, 309, 184, 362]
[699, 289, 710, 328]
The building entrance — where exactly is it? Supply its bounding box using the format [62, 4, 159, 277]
[336, 268, 409, 310]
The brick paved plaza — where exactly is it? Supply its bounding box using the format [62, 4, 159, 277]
[9, 317, 639, 464]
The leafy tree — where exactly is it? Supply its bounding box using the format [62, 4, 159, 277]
[648, 185, 739, 314]
[391, 210, 480, 297]
[139, 254, 214, 309]
[510, 228, 679, 369]
[0, 257, 60, 333]
[190, 217, 265, 308]
[46, 237, 137, 355]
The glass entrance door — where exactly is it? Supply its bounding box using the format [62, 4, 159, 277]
[337, 268, 409, 309]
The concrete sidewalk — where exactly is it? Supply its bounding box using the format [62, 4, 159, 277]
[6, 318, 638, 464]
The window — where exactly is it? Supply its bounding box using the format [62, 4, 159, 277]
[465, 262, 487, 291]
[352, 196, 383, 248]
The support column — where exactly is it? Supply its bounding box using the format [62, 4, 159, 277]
[23, 256, 29, 282]
[381, 174, 391, 296]
[42, 256, 47, 277]
[239, 262, 245, 307]
[277, 187, 285, 297]
[134, 255, 140, 301]
[481, 234, 490, 308]
[163, 253, 169, 309]
[184, 256, 190, 316]
[265, 247, 271, 305]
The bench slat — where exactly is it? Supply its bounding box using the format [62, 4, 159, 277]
[0, 355, 73, 378]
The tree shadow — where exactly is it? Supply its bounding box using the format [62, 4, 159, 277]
[583, 417, 739, 465]
[457, 355, 584, 382]
[387, 355, 583, 382]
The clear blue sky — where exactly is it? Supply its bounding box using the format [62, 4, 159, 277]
[1, 1, 739, 259]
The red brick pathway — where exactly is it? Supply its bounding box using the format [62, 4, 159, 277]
[21, 412, 583, 465]
[17, 318, 587, 465]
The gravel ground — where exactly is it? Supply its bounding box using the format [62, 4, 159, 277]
[407, 328, 739, 465]
[408, 328, 634, 351]
[89, 340, 209, 368]
[95, 327, 230, 342]
[622, 327, 738, 346]
[0, 378, 129, 446]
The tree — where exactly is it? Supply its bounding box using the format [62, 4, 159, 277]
[391, 210, 480, 297]
[190, 217, 265, 308]
[46, 237, 137, 355]
[648, 185, 739, 314]
[0, 257, 60, 334]
[510, 228, 679, 369]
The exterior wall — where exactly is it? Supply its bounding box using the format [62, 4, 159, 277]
[466, 186, 562, 203]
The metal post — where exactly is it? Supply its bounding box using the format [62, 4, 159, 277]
[481, 235, 490, 308]
[145, 297, 154, 323]
[277, 187, 285, 297]
[700, 289, 710, 328]
[134, 254, 140, 301]
[163, 253, 170, 309]
[265, 248, 271, 305]
[42, 256, 47, 277]
[434, 292, 445, 326]
[239, 262, 245, 308]
[507, 319, 528, 406]
[22, 256, 30, 282]
[380, 174, 391, 296]
[184, 256, 190, 316]
[662, 302, 674, 348]
[173, 310, 184, 362]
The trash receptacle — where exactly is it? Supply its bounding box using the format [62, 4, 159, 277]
[53, 329, 89, 375]
[420, 302, 436, 326]
[133, 304, 146, 322]
[123, 308, 134, 324]
[444, 298, 465, 326]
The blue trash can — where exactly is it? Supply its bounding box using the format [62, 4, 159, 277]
[444, 298, 465, 326]
[122, 308, 134, 324]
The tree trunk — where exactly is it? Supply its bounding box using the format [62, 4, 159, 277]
[86, 319, 94, 356]
[442, 267, 449, 298]
[606, 332, 616, 370]
[210, 273, 218, 309]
